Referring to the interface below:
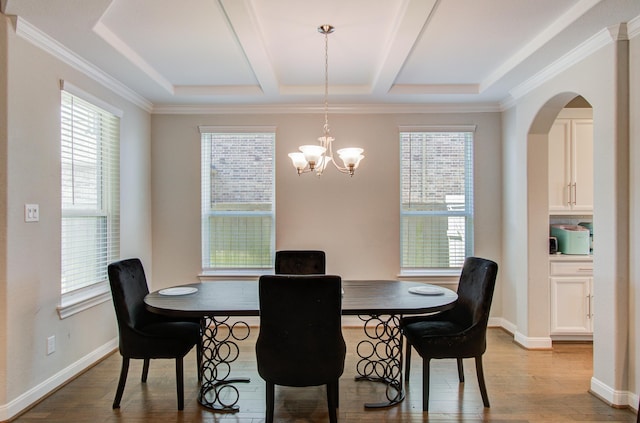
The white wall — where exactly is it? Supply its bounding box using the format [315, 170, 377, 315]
[150, 112, 502, 296]
[0, 12, 9, 410]
[502, 25, 639, 407]
[0, 14, 152, 420]
[629, 23, 640, 407]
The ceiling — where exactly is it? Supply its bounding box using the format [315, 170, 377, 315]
[2, 0, 639, 112]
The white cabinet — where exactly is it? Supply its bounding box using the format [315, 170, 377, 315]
[548, 110, 593, 214]
[549, 260, 593, 338]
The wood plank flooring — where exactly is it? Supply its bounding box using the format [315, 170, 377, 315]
[10, 327, 638, 422]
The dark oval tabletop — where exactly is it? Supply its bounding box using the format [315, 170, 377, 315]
[144, 279, 457, 318]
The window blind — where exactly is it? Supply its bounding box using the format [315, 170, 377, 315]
[200, 132, 275, 271]
[400, 131, 474, 270]
[61, 90, 120, 294]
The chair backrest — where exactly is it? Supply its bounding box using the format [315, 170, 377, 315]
[274, 250, 326, 275]
[454, 257, 499, 330]
[256, 274, 346, 387]
[108, 258, 153, 332]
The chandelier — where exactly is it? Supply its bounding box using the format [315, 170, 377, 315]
[288, 25, 364, 177]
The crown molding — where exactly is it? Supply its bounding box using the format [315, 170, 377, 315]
[509, 26, 615, 101]
[481, 0, 602, 94]
[628, 14, 640, 39]
[14, 17, 153, 112]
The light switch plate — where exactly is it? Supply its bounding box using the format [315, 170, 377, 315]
[25, 204, 39, 222]
[47, 335, 55, 355]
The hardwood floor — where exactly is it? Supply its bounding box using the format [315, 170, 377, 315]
[11, 327, 638, 422]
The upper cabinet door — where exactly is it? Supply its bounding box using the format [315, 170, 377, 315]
[571, 119, 594, 212]
[548, 119, 571, 212]
[548, 109, 593, 215]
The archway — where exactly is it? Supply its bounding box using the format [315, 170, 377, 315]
[527, 92, 594, 350]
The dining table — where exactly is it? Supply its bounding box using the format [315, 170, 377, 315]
[144, 279, 457, 412]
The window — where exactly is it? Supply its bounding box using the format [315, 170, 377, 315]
[400, 128, 474, 273]
[60, 85, 120, 311]
[200, 128, 275, 273]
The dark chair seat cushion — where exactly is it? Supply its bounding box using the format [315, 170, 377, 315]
[402, 319, 485, 359]
[118, 316, 200, 361]
[257, 340, 345, 387]
[144, 321, 201, 340]
[403, 319, 466, 338]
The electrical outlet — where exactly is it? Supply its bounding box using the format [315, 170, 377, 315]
[47, 336, 55, 355]
[25, 204, 39, 222]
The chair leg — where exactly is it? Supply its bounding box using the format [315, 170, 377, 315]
[457, 358, 465, 383]
[405, 340, 412, 383]
[113, 357, 130, 409]
[265, 381, 275, 423]
[175, 357, 185, 410]
[197, 318, 204, 382]
[141, 358, 150, 382]
[328, 378, 339, 408]
[326, 380, 339, 423]
[474, 355, 490, 408]
[422, 358, 431, 412]
[196, 340, 203, 383]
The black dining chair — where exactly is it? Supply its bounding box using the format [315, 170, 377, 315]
[400, 256, 498, 411]
[256, 274, 346, 423]
[274, 250, 326, 274]
[108, 258, 201, 410]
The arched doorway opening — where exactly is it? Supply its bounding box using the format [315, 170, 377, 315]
[527, 92, 594, 352]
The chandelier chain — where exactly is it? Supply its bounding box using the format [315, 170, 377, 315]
[323, 28, 330, 136]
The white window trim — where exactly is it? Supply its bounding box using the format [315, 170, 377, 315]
[57, 280, 112, 319]
[58, 81, 121, 318]
[398, 268, 463, 278]
[60, 80, 124, 117]
[200, 128, 276, 274]
[398, 125, 476, 132]
[399, 126, 476, 276]
[198, 125, 276, 133]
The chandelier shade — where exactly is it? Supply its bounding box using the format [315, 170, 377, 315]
[288, 25, 364, 177]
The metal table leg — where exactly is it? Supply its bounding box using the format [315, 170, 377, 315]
[354, 314, 405, 408]
[197, 316, 251, 412]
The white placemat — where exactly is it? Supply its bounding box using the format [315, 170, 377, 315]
[408, 286, 445, 296]
[158, 287, 198, 296]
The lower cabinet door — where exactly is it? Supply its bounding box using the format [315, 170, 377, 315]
[550, 276, 593, 335]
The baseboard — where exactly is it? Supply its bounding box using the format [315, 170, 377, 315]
[489, 317, 552, 349]
[0, 338, 118, 422]
[488, 316, 511, 331]
[590, 377, 640, 409]
[513, 331, 553, 349]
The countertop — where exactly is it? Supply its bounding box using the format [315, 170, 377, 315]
[549, 253, 593, 262]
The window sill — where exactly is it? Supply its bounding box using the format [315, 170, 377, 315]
[399, 268, 461, 277]
[57, 281, 112, 319]
[198, 269, 273, 281]
[398, 269, 461, 285]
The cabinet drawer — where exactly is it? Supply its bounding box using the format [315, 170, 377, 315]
[550, 261, 593, 276]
